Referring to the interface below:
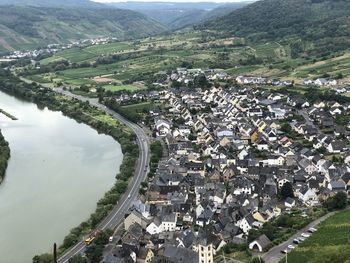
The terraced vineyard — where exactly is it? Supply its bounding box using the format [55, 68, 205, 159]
[286, 210, 350, 263]
[26, 31, 350, 90]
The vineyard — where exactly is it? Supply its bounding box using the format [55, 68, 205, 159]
[286, 210, 350, 263]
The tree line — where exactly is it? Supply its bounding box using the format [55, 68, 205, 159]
[0, 69, 139, 262]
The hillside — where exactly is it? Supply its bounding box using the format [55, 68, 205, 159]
[108, 1, 250, 29]
[0, 6, 166, 52]
[200, 0, 350, 57]
[0, 0, 104, 8]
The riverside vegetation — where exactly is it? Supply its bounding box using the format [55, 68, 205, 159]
[0, 130, 10, 183]
[0, 69, 139, 262]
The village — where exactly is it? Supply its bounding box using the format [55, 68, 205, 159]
[100, 67, 350, 263]
[2, 36, 116, 60]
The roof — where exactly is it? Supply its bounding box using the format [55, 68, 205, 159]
[251, 234, 272, 249]
[285, 197, 295, 205]
[163, 245, 198, 263]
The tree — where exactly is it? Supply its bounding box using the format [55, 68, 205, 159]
[68, 255, 87, 263]
[325, 192, 347, 210]
[281, 123, 292, 134]
[251, 257, 265, 263]
[280, 182, 294, 199]
[32, 254, 53, 263]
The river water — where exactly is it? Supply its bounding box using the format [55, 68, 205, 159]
[0, 91, 123, 262]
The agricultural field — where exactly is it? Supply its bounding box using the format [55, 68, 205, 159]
[286, 210, 350, 263]
[121, 102, 154, 111]
[30, 31, 350, 91]
[102, 84, 142, 92]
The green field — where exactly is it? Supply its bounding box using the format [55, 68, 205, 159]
[103, 84, 141, 92]
[30, 31, 350, 89]
[121, 102, 153, 111]
[286, 210, 350, 263]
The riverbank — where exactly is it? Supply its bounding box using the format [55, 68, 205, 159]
[0, 130, 10, 183]
[0, 69, 139, 260]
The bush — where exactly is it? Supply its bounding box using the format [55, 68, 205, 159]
[325, 192, 347, 211]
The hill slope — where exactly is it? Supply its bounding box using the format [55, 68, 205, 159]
[108, 1, 250, 29]
[0, 6, 166, 52]
[0, 0, 104, 8]
[200, 0, 350, 57]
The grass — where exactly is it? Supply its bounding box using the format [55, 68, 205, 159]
[85, 42, 132, 55]
[29, 31, 350, 90]
[121, 102, 153, 111]
[102, 84, 141, 92]
[286, 210, 350, 263]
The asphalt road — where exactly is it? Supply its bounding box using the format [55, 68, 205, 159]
[36, 87, 150, 263]
[262, 211, 338, 263]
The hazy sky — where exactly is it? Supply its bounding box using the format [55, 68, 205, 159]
[93, 0, 253, 3]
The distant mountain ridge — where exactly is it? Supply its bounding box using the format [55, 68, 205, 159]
[0, 0, 104, 8]
[107, 1, 252, 29]
[200, 0, 350, 57]
[0, 5, 166, 52]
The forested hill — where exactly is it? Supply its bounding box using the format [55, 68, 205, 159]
[0, 0, 104, 8]
[0, 6, 166, 52]
[199, 0, 350, 57]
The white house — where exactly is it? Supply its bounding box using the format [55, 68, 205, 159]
[155, 119, 171, 136]
[146, 219, 162, 235]
[161, 213, 177, 232]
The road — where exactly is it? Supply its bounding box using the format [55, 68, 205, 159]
[17, 79, 150, 263]
[52, 88, 150, 262]
[262, 210, 339, 263]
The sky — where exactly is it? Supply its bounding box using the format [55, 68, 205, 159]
[93, 0, 253, 3]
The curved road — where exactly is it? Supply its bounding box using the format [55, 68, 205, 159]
[46, 88, 150, 263]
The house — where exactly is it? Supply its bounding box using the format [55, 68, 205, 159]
[284, 197, 296, 208]
[327, 141, 348, 153]
[155, 119, 171, 136]
[298, 185, 318, 206]
[328, 180, 346, 192]
[249, 234, 272, 252]
[137, 248, 154, 263]
[146, 218, 162, 235]
[124, 210, 148, 231]
[161, 213, 177, 232]
[162, 245, 198, 263]
[239, 214, 255, 234]
[255, 137, 269, 151]
[196, 237, 214, 263]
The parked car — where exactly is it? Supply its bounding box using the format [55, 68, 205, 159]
[293, 239, 300, 244]
[298, 237, 305, 242]
[280, 249, 289, 254]
[109, 236, 114, 242]
[308, 227, 317, 233]
[288, 245, 295, 249]
[301, 233, 310, 238]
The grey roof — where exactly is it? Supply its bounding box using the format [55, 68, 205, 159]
[252, 234, 272, 249]
[163, 245, 198, 263]
[285, 197, 295, 205]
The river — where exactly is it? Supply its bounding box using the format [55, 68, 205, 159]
[0, 91, 123, 262]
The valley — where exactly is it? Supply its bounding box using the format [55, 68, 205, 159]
[0, 0, 350, 262]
